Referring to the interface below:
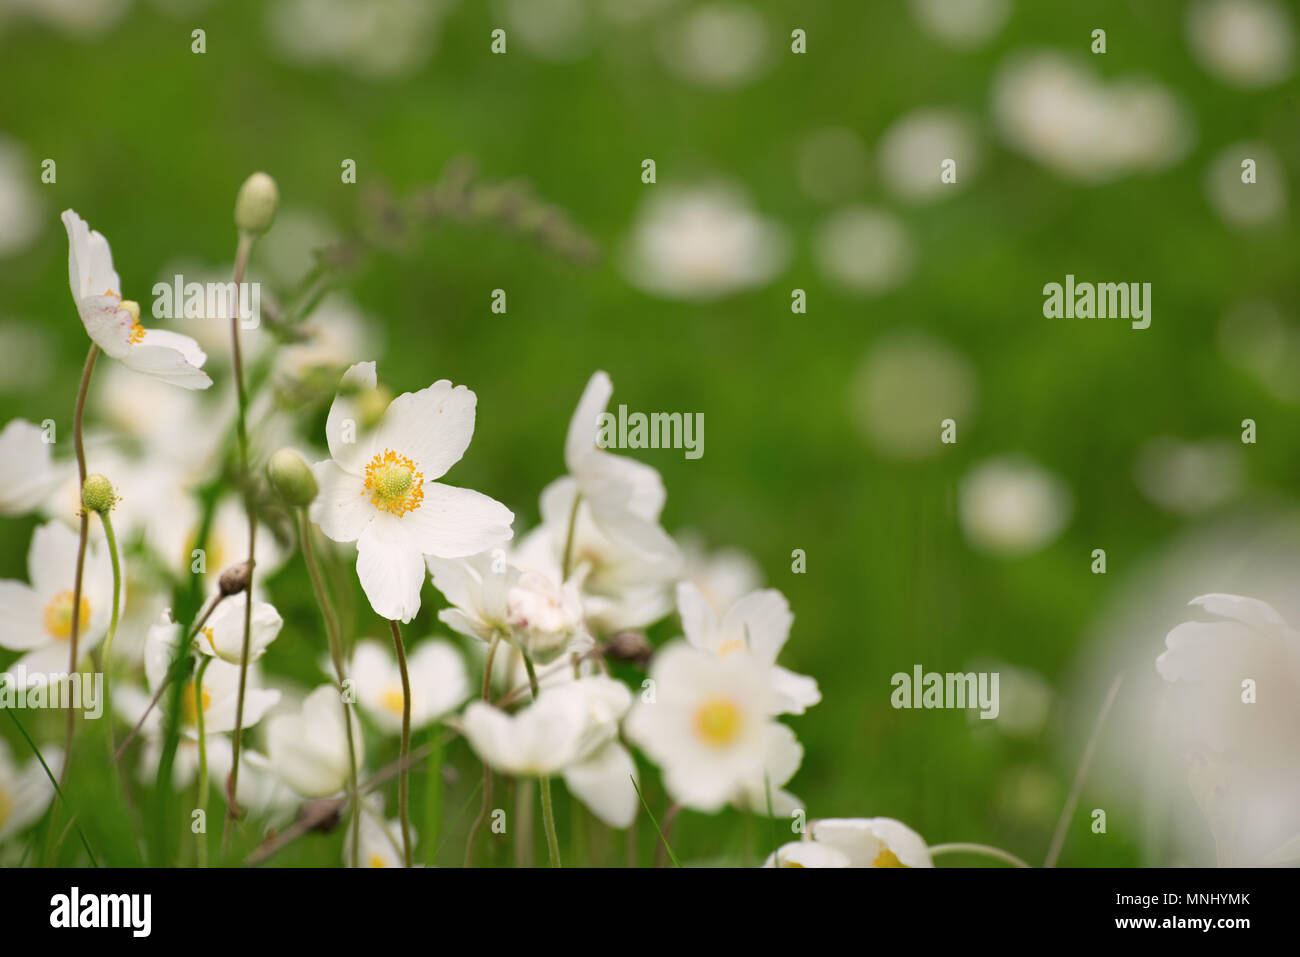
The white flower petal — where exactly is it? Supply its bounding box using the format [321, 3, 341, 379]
[356, 515, 425, 622]
[376, 380, 476, 481]
[404, 483, 514, 559]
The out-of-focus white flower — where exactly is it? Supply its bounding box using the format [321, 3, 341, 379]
[1157, 594, 1300, 865]
[352, 637, 468, 734]
[658, 2, 769, 89]
[0, 420, 64, 516]
[310, 361, 514, 623]
[621, 184, 790, 301]
[275, 294, 380, 386]
[346, 797, 411, 867]
[959, 456, 1073, 557]
[795, 127, 869, 205]
[992, 52, 1192, 183]
[460, 686, 589, 777]
[850, 331, 977, 461]
[143, 609, 280, 735]
[506, 569, 589, 660]
[766, 817, 934, 868]
[1205, 142, 1287, 229]
[427, 549, 514, 643]
[266, 684, 364, 798]
[266, 0, 453, 80]
[0, 135, 42, 257]
[0, 522, 115, 675]
[1187, 0, 1293, 89]
[596, 0, 679, 24]
[813, 206, 914, 297]
[1218, 300, 1300, 404]
[625, 641, 801, 812]
[676, 530, 762, 615]
[908, 0, 1010, 49]
[553, 675, 640, 828]
[878, 108, 980, 202]
[62, 210, 213, 390]
[1134, 437, 1244, 514]
[7, 0, 130, 37]
[92, 361, 206, 466]
[149, 493, 286, 587]
[195, 593, 283, 665]
[497, 0, 592, 62]
[677, 582, 820, 716]
[0, 740, 62, 843]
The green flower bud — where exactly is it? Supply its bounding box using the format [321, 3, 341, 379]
[267, 448, 318, 508]
[81, 473, 116, 513]
[234, 171, 280, 235]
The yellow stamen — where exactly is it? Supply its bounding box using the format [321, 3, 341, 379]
[368, 854, 388, 868]
[362, 449, 424, 516]
[43, 590, 91, 641]
[180, 680, 212, 726]
[692, 697, 742, 747]
[200, 626, 217, 655]
[716, 638, 745, 658]
[380, 687, 406, 716]
[872, 848, 908, 868]
[120, 299, 146, 344]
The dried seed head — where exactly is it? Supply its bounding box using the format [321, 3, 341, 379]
[603, 631, 653, 668]
[219, 560, 253, 597]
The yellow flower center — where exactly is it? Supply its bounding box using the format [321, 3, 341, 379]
[380, 687, 406, 716]
[180, 680, 212, 726]
[120, 298, 146, 344]
[872, 848, 908, 868]
[43, 590, 91, 641]
[363, 449, 424, 516]
[693, 696, 743, 748]
[368, 854, 388, 868]
[716, 638, 745, 658]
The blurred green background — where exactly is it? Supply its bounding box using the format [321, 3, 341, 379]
[1, 0, 1297, 867]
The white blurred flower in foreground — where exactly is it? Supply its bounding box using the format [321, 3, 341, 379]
[658, 2, 769, 89]
[346, 797, 412, 868]
[908, 0, 1009, 49]
[677, 582, 820, 715]
[992, 52, 1192, 183]
[311, 361, 514, 623]
[625, 641, 802, 813]
[850, 331, 977, 461]
[267, 684, 364, 798]
[266, 0, 453, 80]
[0, 419, 64, 517]
[352, 638, 468, 734]
[1134, 437, 1244, 515]
[0, 740, 62, 843]
[1157, 594, 1300, 865]
[877, 108, 980, 202]
[1205, 142, 1287, 229]
[555, 675, 640, 828]
[676, 530, 762, 615]
[461, 686, 588, 777]
[766, 817, 933, 868]
[1186, 0, 1293, 89]
[195, 593, 283, 665]
[0, 522, 115, 675]
[621, 184, 790, 301]
[813, 206, 914, 297]
[498, 0, 593, 62]
[62, 210, 213, 390]
[959, 456, 1073, 557]
[0, 135, 42, 257]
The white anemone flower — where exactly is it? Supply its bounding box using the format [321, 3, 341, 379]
[346, 797, 412, 868]
[143, 609, 280, 735]
[352, 638, 469, 734]
[194, 592, 283, 665]
[426, 549, 515, 643]
[0, 419, 65, 517]
[765, 817, 933, 868]
[625, 641, 801, 812]
[551, 675, 640, 829]
[1156, 594, 1300, 865]
[0, 740, 62, 843]
[267, 684, 365, 799]
[310, 361, 515, 623]
[0, 522, 115, 675]
[676, 531, 762, 615]
[61, 210, 212, 390]
[460, 687, 589, 777]
[677, 582, 820, 716]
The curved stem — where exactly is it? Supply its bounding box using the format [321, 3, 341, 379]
[194, 656, 213, 868]
[223, 231, 257, 854]
[1045, 673, 1124, 867]
[388, 618, 413, 868]
[298, 511, 361, 867]
[464, 634, 501, 867]
[522, 652, 561, 868]
[562, 492, 581, 580]
[98, 510, 122, 669]
[928, 843, 1032, 868]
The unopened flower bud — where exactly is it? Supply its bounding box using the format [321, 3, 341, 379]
[234, 171, 279, 235]
[81, 473, 116, 513]
[267, 448, 318, 508]
[219, 560, 253, 597]
[603, 631, 653, 668]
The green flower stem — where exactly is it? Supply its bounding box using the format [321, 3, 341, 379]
[98, 510, 122, 670]
[522, 652, 561, 868]
[388, 618, 413, 868]
[928, 843, 1032, 868]
[464, 633, 501, 867]
[297, 511, 361, 868]
[194, 656, 213, 868]
[562, 492, 582, 579]
[424, 728, 443, 867]
[223, 230, 257, 855]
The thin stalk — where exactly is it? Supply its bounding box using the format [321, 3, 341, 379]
[928, 843, 1032, 868]
[424, 728, 443, 867]
[388, 618, 413, 868]
[194, 656, 213, 867]
[96, 509, 127, 828]
[1045, 673, 1124, 867]
[7, 710, 97, 866]
[223, 230, 256, 854]
[522, 652, 560, 868]
[562, 493, 581, 579]
[464, 634, 501, 867]
[298, 512, 361, 868]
